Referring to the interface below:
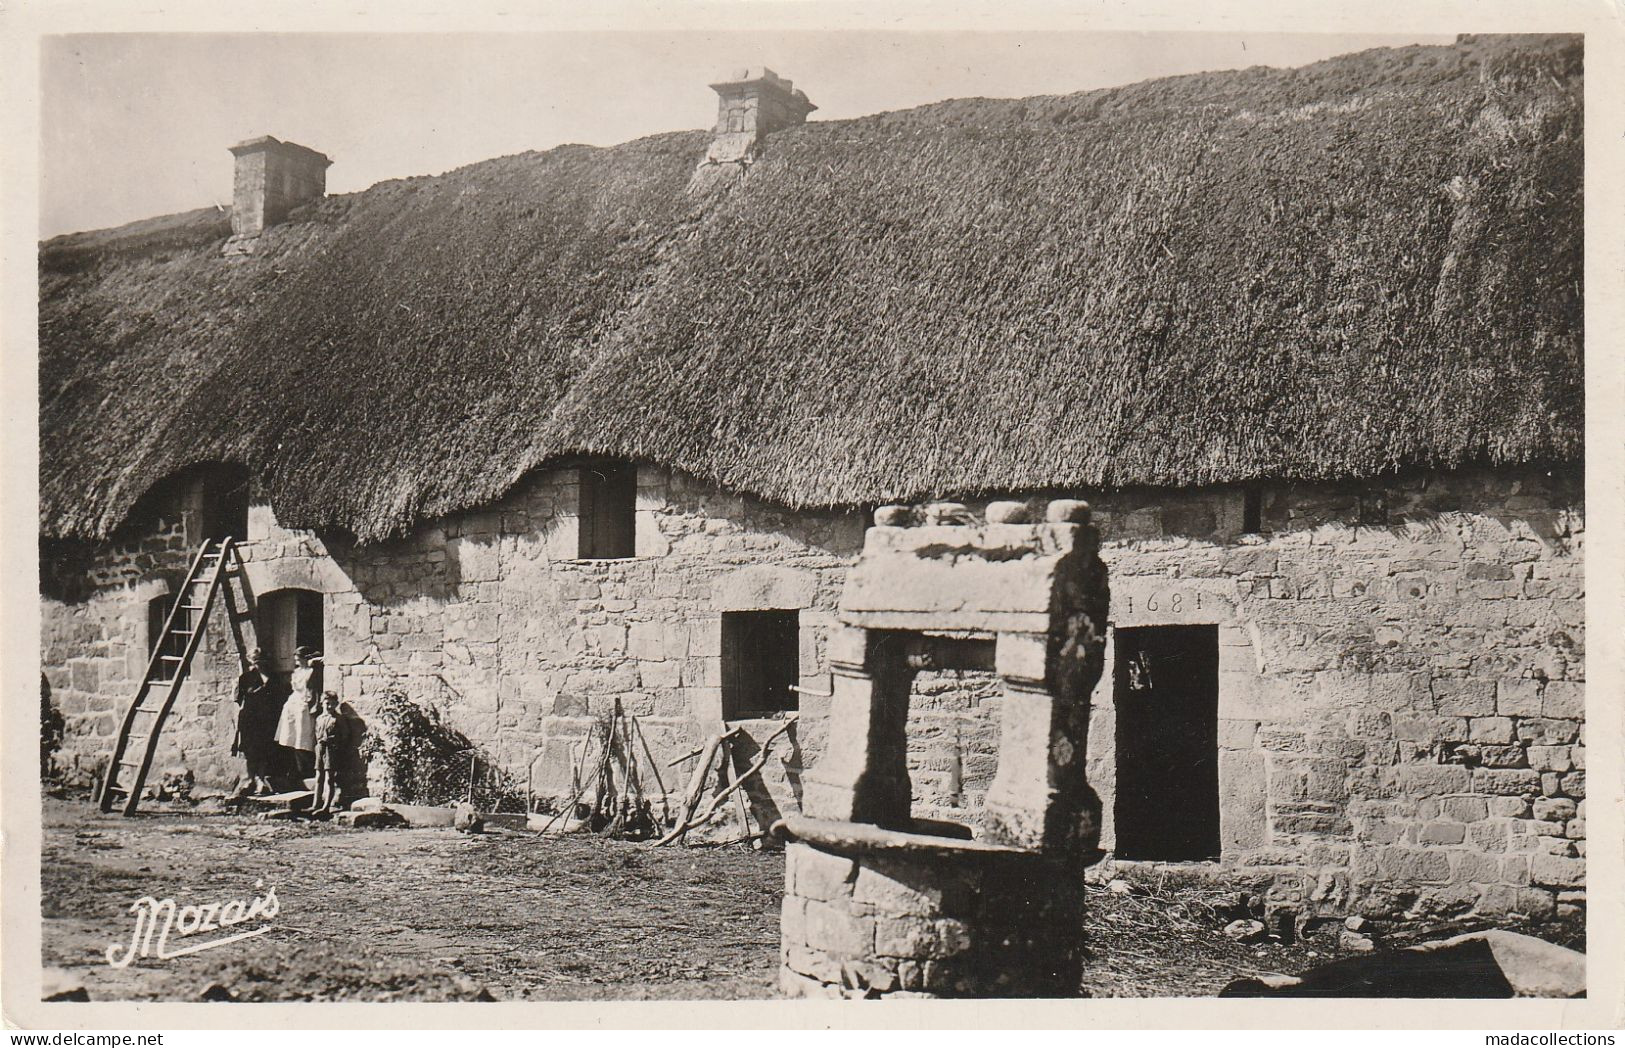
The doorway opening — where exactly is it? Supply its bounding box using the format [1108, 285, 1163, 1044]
[1113, 624, 1220, 861]
[257, 589, 324, 692]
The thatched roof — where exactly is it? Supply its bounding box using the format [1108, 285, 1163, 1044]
[41, 34, 1582, 542]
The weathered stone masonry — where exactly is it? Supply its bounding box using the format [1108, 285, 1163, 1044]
[779, 499, 1107, 998]
[1083, 468, 1586, 922]
[44, 465, 864, 820]
[41, 462, 1583, 917]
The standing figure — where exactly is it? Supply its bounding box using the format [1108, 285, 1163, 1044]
[274, 646, 322, 784]
[232, 649, 279, 796]
[311, 691, 349, 815]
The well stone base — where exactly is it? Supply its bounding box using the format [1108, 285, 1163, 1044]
[779, 839, 1085, 998]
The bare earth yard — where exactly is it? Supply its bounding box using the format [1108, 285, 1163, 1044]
[40, 798, 1579, 1002]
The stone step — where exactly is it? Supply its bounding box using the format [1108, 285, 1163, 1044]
[382, 802, 457, 828]
[333, 808, 407, 829]
[241, 790, 314, 812]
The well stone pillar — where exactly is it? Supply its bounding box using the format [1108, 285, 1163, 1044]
[777, 499, 1107, 999]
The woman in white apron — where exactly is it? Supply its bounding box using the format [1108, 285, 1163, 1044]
[274, 646, 321, 779]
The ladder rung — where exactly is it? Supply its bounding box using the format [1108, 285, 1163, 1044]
[169, 627, 194, 636]
[180, 604, 206, 611]
[160, 655, 186, 662]
[119, 759, 144, 769]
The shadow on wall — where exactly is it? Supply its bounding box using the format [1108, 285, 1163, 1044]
[731, 722, 803, 833]
[309, 462, 870, 612]
[334, 701, 370, 803]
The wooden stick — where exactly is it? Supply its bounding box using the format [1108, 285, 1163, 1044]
[630, 717, 672, 824]
[535, 725, 604, 835]
[535, 761, 597, 835]
[729, 735, 753, 840]
[616, 701, 642, 808]
[654, 731, 727, 846]
[657, 718, 797, 844]
[666, 726, 742, 769]
[684, 722, 792, 829]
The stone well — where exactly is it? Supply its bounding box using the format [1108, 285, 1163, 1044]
[777, 499, 1108, 998]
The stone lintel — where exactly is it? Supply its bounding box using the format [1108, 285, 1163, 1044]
[840, 523, 1095, 630]
[841, 609, 1056, 634]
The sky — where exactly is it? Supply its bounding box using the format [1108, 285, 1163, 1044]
[39, 31, 1455, 238]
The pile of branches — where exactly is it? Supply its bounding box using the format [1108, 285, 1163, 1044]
[535, 699, 671, 840]
[655, 717, 796, 848]
[533, 699, 796, 847]
[359, 683, 480, 807]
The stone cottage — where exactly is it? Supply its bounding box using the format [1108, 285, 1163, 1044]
[40, 35, 1583, 920]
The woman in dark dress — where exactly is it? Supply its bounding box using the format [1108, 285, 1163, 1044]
[232, 649, 280, 796]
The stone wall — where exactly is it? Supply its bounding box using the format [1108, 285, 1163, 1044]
[40, 462, 1584, 917]
[42, 513, 245, 787]
[44, 465, 864, 827]
[1081, 468, 1585, 920]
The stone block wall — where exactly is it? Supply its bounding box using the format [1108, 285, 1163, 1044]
[44, 464, 864, 830]
[1090, 468, 1583, 920]
[780, 842, 1083, 998]
[41, 515, 246, 787]
[40, 462, 1584, 917]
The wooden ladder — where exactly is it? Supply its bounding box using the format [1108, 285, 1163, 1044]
[97, 537, 253, 815]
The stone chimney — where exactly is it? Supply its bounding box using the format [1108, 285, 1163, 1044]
[703, 67, 816, 165]
[227, 136, 331, 240]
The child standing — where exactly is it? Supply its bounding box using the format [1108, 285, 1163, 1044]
[311, 690, 348, 816]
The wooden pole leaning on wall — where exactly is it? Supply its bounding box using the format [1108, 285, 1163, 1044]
[655, 718, 796, 847]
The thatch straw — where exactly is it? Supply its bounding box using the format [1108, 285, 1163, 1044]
[40, 35, 1581, 541]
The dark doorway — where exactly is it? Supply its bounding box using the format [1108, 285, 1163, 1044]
[1113, 624, 1220, 861]
[721, 610, 800, 718]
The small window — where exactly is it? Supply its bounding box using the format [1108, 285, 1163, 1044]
[1242, 486, 1264, 535]
[721, 611, 800, 718]
[578, 461, 636, 560]
[147, 593, 186, 679]
[1358, 489, 1388, 527]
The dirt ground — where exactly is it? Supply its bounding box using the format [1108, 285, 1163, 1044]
[39, 797, 1582, 1002]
